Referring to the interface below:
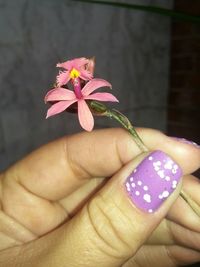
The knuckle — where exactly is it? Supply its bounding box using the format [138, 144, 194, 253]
[86, 193, 134, 260]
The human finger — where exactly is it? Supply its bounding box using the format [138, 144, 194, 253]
[19, 151, 182, 267]
[147, 218, 200, 251]
[4, 128, 199, 202]
[123, 245, 200, 267]
[167, 174, 200, 232]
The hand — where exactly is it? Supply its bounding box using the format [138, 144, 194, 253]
[0, 128, 200, 267]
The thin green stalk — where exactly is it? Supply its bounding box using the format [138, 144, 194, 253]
[89, 100, 148, 151]
[89, 100, 200, 217]
[73, 0, 200, 23]
[106, 109, 148, 152]
[180, 191, 200, 217]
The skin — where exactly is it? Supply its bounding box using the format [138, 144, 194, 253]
[0, 128, 200, 267]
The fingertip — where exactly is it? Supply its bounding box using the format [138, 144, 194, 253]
[166, 136, 200, 174]
[124, 150, 182, 215]
[171, 137, 200, 149]
[138, 128, 200, 175]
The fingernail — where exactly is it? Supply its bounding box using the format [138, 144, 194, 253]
[124, 151, 182, 213]
[171, 137, 200, 148]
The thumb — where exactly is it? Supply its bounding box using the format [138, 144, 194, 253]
[39, 151, 182, 267]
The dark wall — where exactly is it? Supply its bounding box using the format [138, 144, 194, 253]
[0, 0, 172, 170]
[168, 0, 200, 180]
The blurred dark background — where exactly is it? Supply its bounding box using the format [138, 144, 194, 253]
[168, 0, 200, 145]
[0, 0, 199, 266]
[0, 0, 173, 170]
[1, 1, 199, 169]
[168, 2, 200, 266]
[168, 0, 200, 181]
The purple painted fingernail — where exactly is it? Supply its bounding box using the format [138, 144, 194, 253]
[171, 137, 200, 148]
[124, 151, 182, 213]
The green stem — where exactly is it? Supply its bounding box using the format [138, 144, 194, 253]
[89, 101, 148, 152]
[89, 100, 200, 217]
[73, 0, 200, 24]
[106, 109, 148, 152]
[180, 191, 200, 217]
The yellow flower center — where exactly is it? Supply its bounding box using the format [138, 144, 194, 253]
[70, 68, 80, 79]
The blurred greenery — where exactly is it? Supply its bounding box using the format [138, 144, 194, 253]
[73, 0, 200, 23]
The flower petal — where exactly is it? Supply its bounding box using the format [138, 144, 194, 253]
[81, 78, 112, 96]
[84, 92, 119, 102]
[80, 69, 93, 81]
[78, 99, 94, 131]
[86, 57, 95, 76]
[45, 88, 76, 103]
[73, 57, 89, 68]
[57, 57, 89, 70]
[56, 70, 70, 86]
[57, 61, 71, 70]
[46, 100, 77, 118]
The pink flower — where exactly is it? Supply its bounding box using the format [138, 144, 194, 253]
[56, 57, 93, 86]
[86, 57, 95, 76]
[45, 79, 119, 131]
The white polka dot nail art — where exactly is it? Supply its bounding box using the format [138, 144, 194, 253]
[143, 194, 151, 203]
[157, 170, 165, 178]
[165, 176, 170, 181]
[143, 185, 148, 191]
[124, 151, 182, 213]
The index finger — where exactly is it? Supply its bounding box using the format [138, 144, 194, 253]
[3, 128, 200, 201]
